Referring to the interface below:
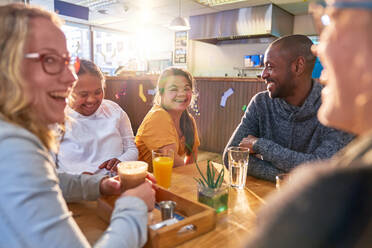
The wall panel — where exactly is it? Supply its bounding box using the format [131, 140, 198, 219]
[194, 78, 266, 153]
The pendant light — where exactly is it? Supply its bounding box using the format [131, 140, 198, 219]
[169, 0, 190, 31]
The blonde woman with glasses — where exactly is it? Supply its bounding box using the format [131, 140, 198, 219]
[0, 3, 155, 247]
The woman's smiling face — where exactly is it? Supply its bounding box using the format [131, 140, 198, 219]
[68, 73, 104, 116]
[22, 17, 77, 124]
[161, 75, 192, 113]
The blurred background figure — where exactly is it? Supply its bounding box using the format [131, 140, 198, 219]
[57, 59, 138, 175]
[246, 0, 372, 247]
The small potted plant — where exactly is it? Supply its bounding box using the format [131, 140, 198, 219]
[194, 160, 228, 213]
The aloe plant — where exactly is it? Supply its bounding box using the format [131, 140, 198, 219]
[185, 143, 224, 189]
[194, 160, 224, 189]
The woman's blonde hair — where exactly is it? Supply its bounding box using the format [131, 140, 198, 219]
[0, 3, 62, 151]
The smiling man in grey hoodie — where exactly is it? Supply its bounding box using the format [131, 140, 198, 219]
[223, 35, 353, 182]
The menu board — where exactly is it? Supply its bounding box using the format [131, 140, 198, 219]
[174, 31, 187, 64]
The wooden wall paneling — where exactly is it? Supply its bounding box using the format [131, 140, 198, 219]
[105, 78, 157, 134]
[196, 80, 220, 153]
[197, 80, 214, 153]
[195, 79, 266, 154]
[218, 80, 234, 153]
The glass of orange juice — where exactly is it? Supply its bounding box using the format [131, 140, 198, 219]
[152, 149, 174, 189]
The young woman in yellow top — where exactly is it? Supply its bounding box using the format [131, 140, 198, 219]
[135, 67, 200, 171]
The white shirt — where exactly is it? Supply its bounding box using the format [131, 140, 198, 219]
[57, 99, 138, 174]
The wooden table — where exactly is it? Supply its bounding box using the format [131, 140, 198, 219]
[68, 161, 276, 247]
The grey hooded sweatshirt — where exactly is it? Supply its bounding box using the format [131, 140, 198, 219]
[223, 81, 354, 182]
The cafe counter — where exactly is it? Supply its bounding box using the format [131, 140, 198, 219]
[105, 76, 266, 153]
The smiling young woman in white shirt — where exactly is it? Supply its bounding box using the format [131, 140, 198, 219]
[57, 59, 138, 175]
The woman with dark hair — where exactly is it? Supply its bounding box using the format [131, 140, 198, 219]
[57, 59, 138, 174]
[136, 67, 200, 171]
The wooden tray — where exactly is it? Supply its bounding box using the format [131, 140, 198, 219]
[97, 187, 217, 248]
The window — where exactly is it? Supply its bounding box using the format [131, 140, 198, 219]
[93, 28, 150, 75]
[29, 0, 173, 76]
[117, 42, 123, 52]
[106, 43, 112, 53]
[96, 44, 102, 53]
[93, 29, 131, 75]
[61, 22, 91, 60]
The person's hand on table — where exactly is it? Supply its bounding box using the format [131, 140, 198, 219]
[124, 180, 156, 212]
[239, 135, 258, 153]
[239, 135, 264, 160]
[98, 158, 121, 172]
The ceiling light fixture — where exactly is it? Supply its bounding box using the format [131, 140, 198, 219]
[169, 0, 190, 31]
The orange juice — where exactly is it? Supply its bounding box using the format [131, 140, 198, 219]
[153, 156, 173, 188]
